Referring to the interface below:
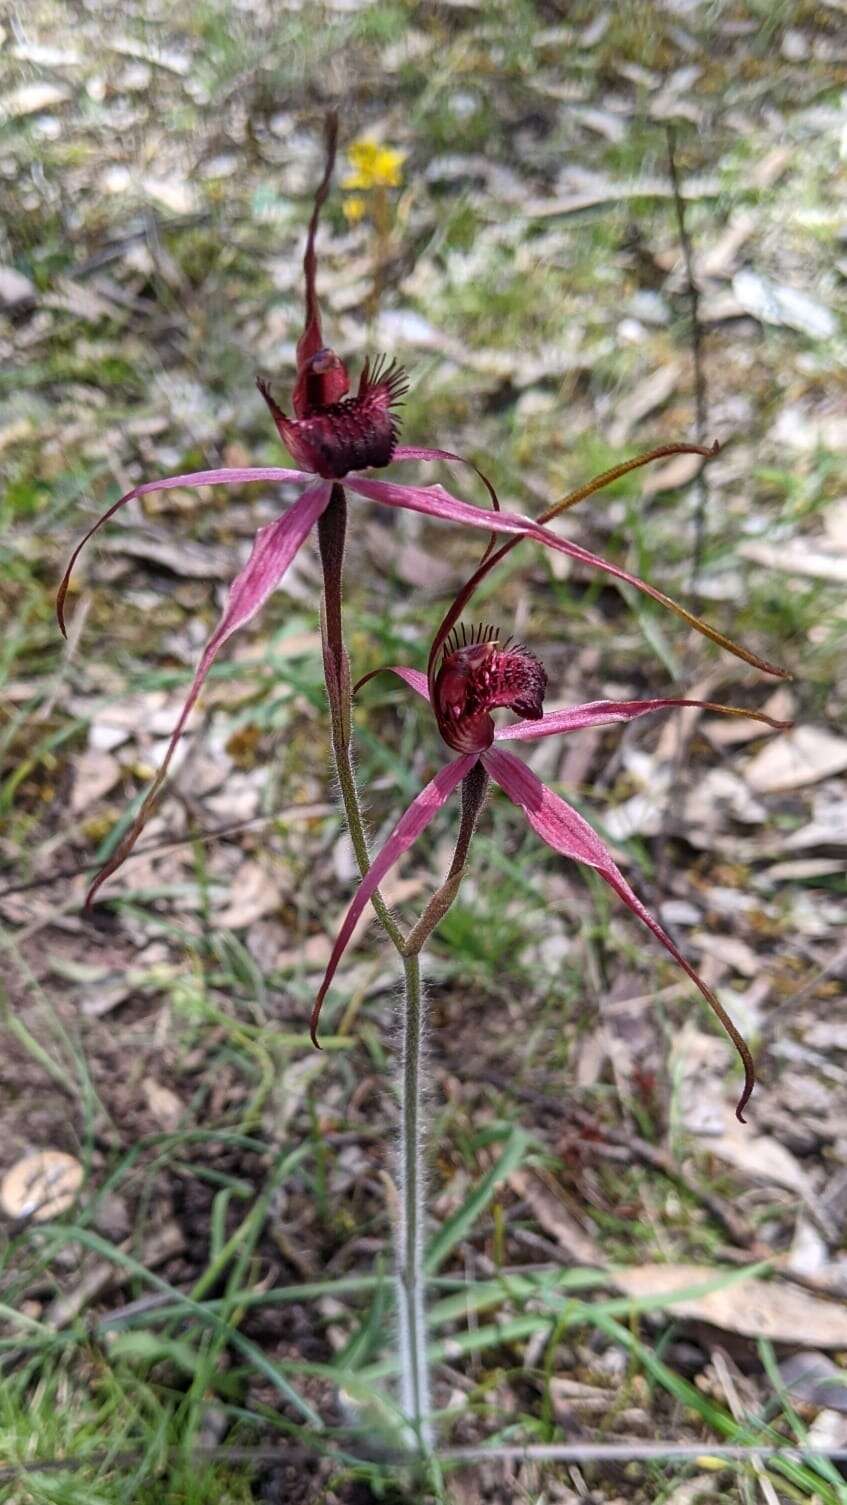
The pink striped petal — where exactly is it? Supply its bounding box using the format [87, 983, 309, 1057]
[482, 745, 755, 1121]
[311, 752, 477, 1043]
[383, 666, 431, 701]
[495, 697, 791, 743]
[367, 477, 788, 682]
[390, 445, 500, 515]
[346, 475, 785, 679]
[85, 480, 332, 906]
[392, 446, 473, 464]
[347, 475, 534, 535]
[352, 665, 431, 701]
[57, 466, 313, 635]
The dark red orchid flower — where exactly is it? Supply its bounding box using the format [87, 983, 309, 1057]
[58, 115, 786, 905]
[311, 625, 792, 1120]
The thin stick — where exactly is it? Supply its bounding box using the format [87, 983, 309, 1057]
[441, 1443, 847, 1464]
[666, 124, 709, 592]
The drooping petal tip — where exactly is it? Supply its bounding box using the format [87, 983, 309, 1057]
[311, 754, 476, 1044]
[57, 466, 313, 638]
[79, 481, 332, 903]
[482, 744, 756, 1123]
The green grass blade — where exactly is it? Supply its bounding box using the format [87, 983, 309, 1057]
[425, 1126, 532, 1274]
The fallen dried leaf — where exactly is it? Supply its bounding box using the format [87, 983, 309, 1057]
[0, 265, 35, 304]
[745, 726, 847, 793]
[96, 529, 236, 580]
[142, 1078, 184, 1132]
[607, 361, 682, 446]
[508, 1168, 602, 1265]
[141, 175, 198, 215]
[612, 1264, 847, 1347]
[1, 1151, 84, 1221]
[778, 1352, 847, 1412]
[70, 749, 123, 814]
[0, 83, 71, 119]
[663, 1476, 719, 1505]
[702, 1111, 814, 1197]
[733, 268, 837, 339]
[738, 539, 847, 585]
[215, 859, 279, 929]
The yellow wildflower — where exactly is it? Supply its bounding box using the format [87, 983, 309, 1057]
[343, 139, 405, 191]
[343, 194, 367, 224]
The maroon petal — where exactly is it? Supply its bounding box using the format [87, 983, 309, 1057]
[391, 445, 500, 516]
[84, 480, 332, 906]
[311, 753, 477, 1044]
[57, 466, 312, 636]
[353, 665, 431, 702]
[482, 745, 755, 1121]
[296, 112, 338, 375]
[495, 697, 792, 743]
[346, 476, 786, 680]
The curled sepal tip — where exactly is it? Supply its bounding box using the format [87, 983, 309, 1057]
[482, 745, 757, 1124]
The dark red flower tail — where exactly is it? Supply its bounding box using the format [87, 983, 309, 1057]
[297, 111, 338, 374]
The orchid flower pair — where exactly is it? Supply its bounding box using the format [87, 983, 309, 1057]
[58, 115, 783, 908]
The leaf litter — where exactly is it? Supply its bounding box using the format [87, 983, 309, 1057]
[1, 1, 846, 1500]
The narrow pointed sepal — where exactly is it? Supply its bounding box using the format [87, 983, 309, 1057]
[57, 466, 313, 636]
[482, 745, 756, 1121]
[83, 481, 332, 905]
[311, 754, 477, 1044]
[495, 696, 793, 743]
[347, 476, 789, 683]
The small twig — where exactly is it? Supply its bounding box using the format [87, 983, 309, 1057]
[666, 124, 710, 594]
[3, 1439, 847, 1488]
[0, 802, 331, 902]
[441, 1443, 847, 1464]
[477, 1069, 760, 1251]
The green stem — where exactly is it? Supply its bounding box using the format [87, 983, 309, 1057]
[405, 763, 488, 956]
[317, 491, 486, 1455]
[397, 950, 432, 1449]
[318, 484, 430, 1448]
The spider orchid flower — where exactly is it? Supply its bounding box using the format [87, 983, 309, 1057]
[59, 113, 786, 905]
[311, 625, 792, 1120]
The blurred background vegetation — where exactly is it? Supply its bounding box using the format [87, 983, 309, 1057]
[1, 1, 846, 1500]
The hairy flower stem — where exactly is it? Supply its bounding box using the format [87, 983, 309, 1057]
[397, 949, 432, 1449]
[318, 484, 430, 1448]
[395, 765, 487, 1451]
[316, 492, 487, 1452]
[317, 485, 404, 952]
